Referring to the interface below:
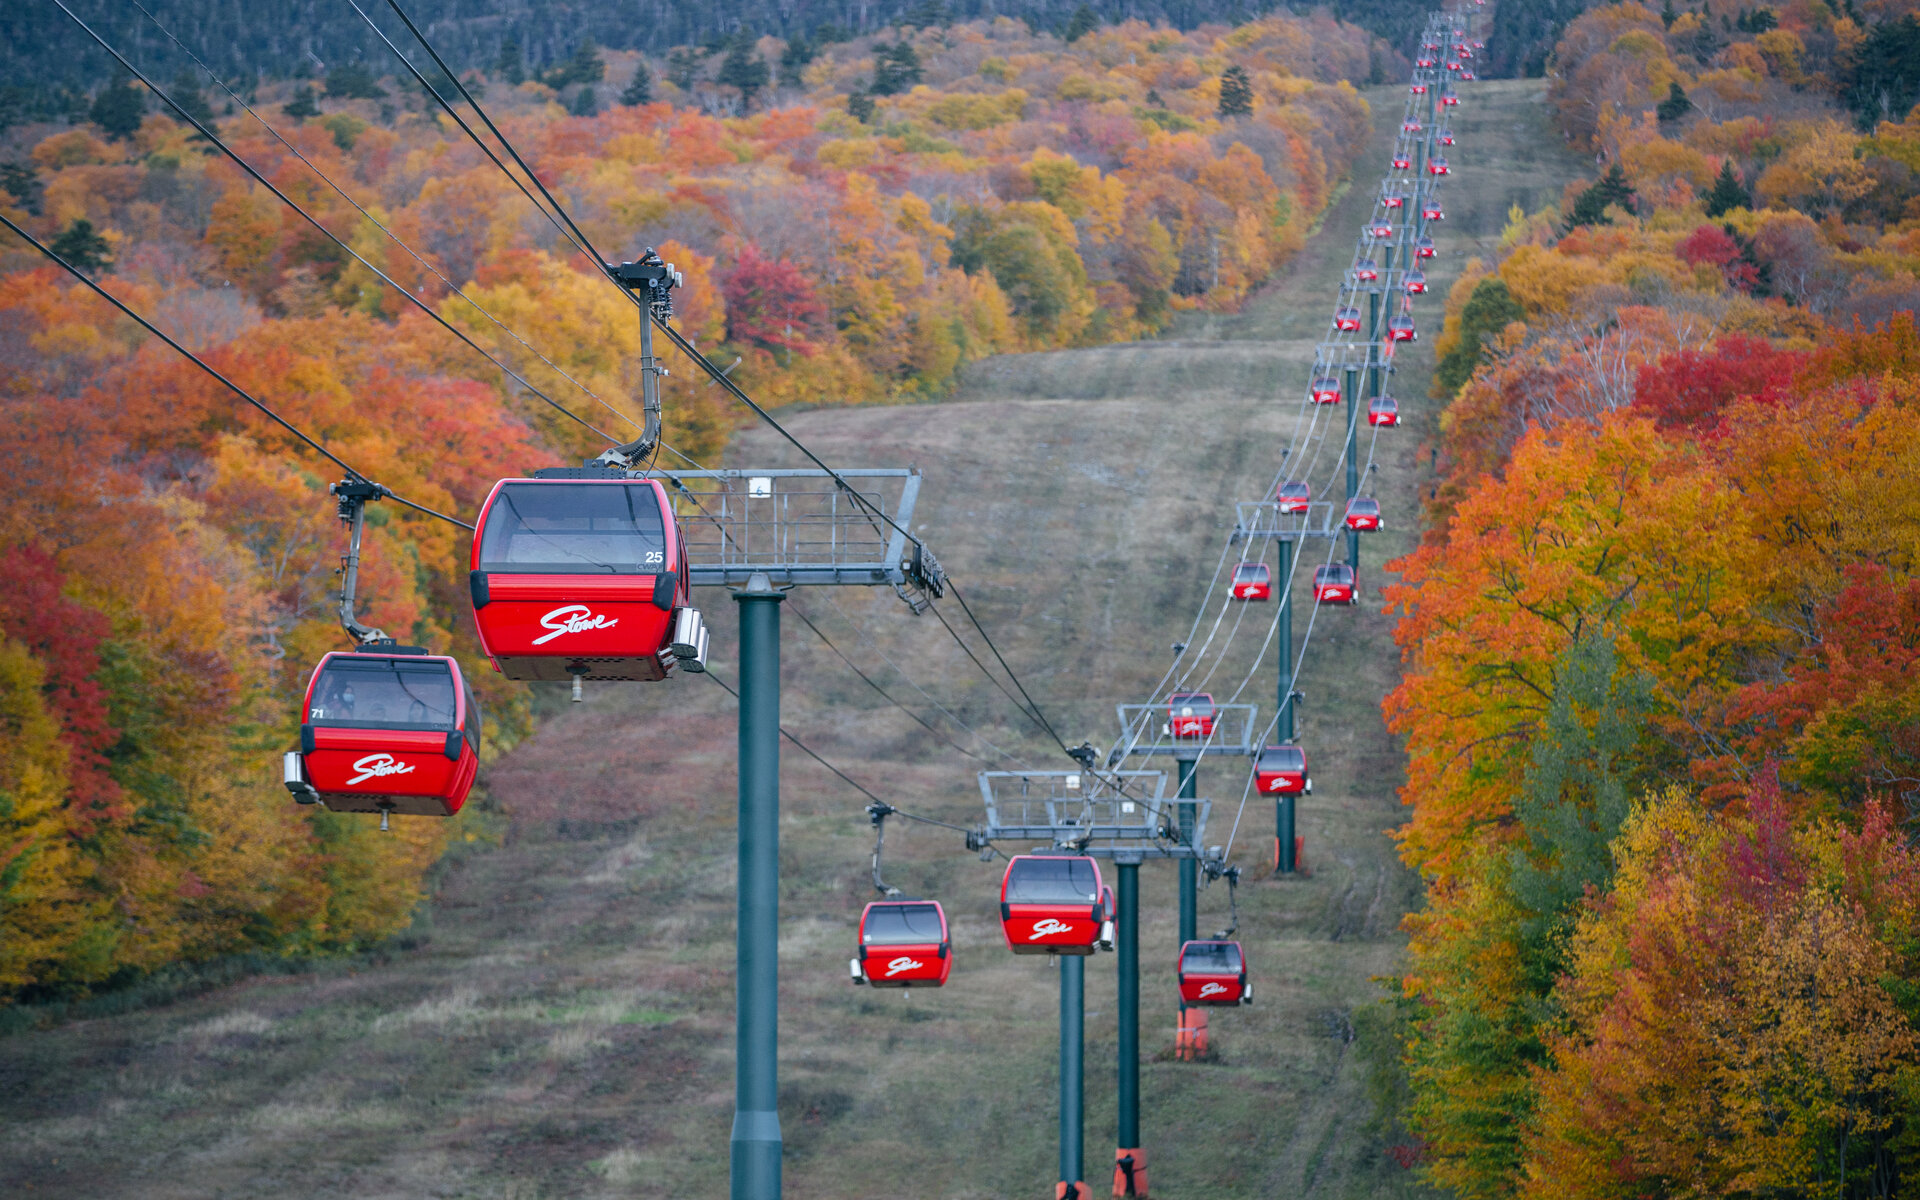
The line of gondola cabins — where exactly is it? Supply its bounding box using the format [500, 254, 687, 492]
[278, 20, 1477, 1025]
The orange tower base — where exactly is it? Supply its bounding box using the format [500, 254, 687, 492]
[1113, 1148, 1149, 1197]
[1175, 1008, 1210, 1061]
[1056, 1181, 1088, 1198]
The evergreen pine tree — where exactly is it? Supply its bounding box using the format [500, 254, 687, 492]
[1661, 0, 1677, 27]
[494, 37, 525, 85]
[0, 162, 44, 215]
[1563, 163, 1636, 230]
[1217, 64, 1254, 117]
[847, 92, 875, 123]
[89, 77, 144, 141]
[284, 85, 319, 121]
[170, 70, 215, 127]
[49, 218, 112, 272]
[779, 37, 815, 88]
[621, 62, 654, 106]
[718, 39, 771, 110]
[568, 86, 598, 117]
[1656, 80, 1693, 122]
[1702, 158, 1751, 217]
[1064, 4, 1098, 42]
[870, 41, 922, 95]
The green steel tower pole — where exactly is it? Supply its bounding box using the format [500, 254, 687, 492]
[1177, 755, 1198, 948]
[1115, 854, 1142, 1191]
[1277, 537, 1294, 743]
[1061, 953, 1085, 1194]
[1343, 366, 1360, 570]
[731, 574, 784, 1200]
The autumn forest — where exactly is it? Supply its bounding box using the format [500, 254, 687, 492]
[12, 0, 1920, 1193]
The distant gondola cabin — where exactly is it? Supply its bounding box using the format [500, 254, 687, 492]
[1368, 395, 1401, 427]
[1169, 691, 1216, 738]
[285, 647, 481, 817]
[1345, 497, 1383, 531]
[1177, 940, 1252, 1006]
[1000, 855, 1110, 955]
[1231, 562, 1272, 601]
[1255, 744, 1310, 795]
[1314, 563, 1358, 605]
[1275, 481, 1311, 514]
[851, 900, 952, 987]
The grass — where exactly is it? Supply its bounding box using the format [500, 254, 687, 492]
[0, 79, 1588, 1199]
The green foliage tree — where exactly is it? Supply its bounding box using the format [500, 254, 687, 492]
[717, 39, 770, 110]
[1703, 158, 1751, 217]
[50, 219, 112, 272]
[567, 85, 598, 117]
[283, 85, 319, 122]
[870, 40, 922, 96]
[1064, 4, 1098, 43]
[1408, 634, 1658, 1194]
[620, 62, 653, 106]
[1434, 277, 1524, 397]
[1217, 64, 1254, 117]
[493, 37, 525, 85]
[89, 77, 144, 141]
[1563, 162, 1636, 231]
[1656, 80, 1692, 123]
[847, 91, 875, 123]
[324, 63, 385, 100]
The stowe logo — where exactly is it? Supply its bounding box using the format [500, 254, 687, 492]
[347, 753, 416, 787]
[532, 604, 619, 646]
[884, 956, 924, 977]
[1199, 981, 1231, 999]
[1029, 918, 1073, 940]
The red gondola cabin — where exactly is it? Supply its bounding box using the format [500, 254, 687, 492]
[1345, 497, 1383, 531]
[1415, 236, 1437, 258]
[1462, 69, 1478, 81]
[850, 900, 952, 987]
[1382, 189, 1407, 209]
[1310, 376, 1342, 404]
[1441, 92, 1460, 107]
[1275, 481, 1311, 514]
[1000, 855, 1111, 955]
[1169, 691, 1216, 738]
[1352, 259, 1380, 282]
[1368, 395, 1401, 427]
[1334, 306, 1363, 332]
[1393, 152, 1413, 170]
[1388, 314, 1418, 342]
[1231, 562, 1272, 601]
[1404, 269, 1428, 295]
[1314, 563, 1358, 605]
[1369, 219, 1394, 239]
[469, 473, 694, 682]
[1423, 199, 1446, 219]
[284, 647, 480, 818]
[1255, 744, 1310, 795]
[1438, 128, 1455, 146]
[1429, 157, 1451, 175]
[1401, 118, 1422, 133]
[1177, 941, 1252, 1006]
